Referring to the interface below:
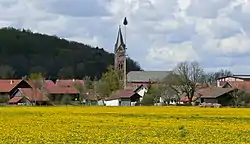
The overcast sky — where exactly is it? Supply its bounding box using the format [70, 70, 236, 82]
[1, 0, 250, 74]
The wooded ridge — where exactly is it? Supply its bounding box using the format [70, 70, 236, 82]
[0, 27, 141, 80]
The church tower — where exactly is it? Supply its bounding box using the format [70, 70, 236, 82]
[114, 26, 126, 88]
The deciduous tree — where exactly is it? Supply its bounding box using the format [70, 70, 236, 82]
[170, 61, 204, 105]
[29, 73, 44, 105]
[203, 69, 232, 84]
[96, 65, 122, 98]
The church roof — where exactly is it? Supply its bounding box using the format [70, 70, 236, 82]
[114, 26, 125, 52]
[127, 71, 172, 82]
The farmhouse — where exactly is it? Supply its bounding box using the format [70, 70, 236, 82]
[104, 85, 147, 106]
[179, 87, 236, 106]
[0, 79, 82, 105]
[9, 88, 50, 105]
[198, 87, 236, 106]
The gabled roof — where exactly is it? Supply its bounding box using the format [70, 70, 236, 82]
[134, 84, 145, 92]
[105, 85, 147, 101]
[0, 79, 23, 92]
[44, 85, 79, 94]
[8, 97, 23, 103]
[9, 88, 50, 102]
[20, 88, 49, 101]
[44, 80, 55, 87]
[127, 71, 171, 82]
[198, 87, 235, 98]
[105, 89, 136, 101]
[222, 81, 250, 93]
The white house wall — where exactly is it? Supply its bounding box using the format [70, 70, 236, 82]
[13, 91, 22, 97]
[217, 77, 244, 87]
[137, 87, 147, 97]
[104, 99, 119, 106]
[218, 77, 244, 81]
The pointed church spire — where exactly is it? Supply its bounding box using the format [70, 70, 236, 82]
[114, 25, 125, 52]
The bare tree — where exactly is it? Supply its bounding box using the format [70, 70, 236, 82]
[169, 61, 204, 105]
[202, 69, 232, 84]
[74, 82, 87, 105]
[153, 81, 177, 105]
[73, 76, 94, 105]
[29, 73, 44, 105]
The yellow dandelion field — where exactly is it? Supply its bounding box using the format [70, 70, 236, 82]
[0, 106, 250, 144]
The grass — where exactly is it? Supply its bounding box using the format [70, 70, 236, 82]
[0, 106, 249, 143]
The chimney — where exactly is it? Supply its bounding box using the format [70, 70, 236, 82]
[10, 80, 14, 84]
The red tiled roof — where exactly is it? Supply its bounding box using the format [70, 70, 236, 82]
[0, 79, 23, 92]
[224, 81, 250, 93]
[25, 79, 54, 88]
[56, 79, 84, 87]
[197, 87, 235, 98]
[43, 80, 55, 87]
[38, 79, 80, 95]
[8, 97, 23, 103]
[44, 85, 79, 94]
[19, 88, 49, 102]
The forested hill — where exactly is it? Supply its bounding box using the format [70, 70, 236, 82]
[0, 27, 141, 79]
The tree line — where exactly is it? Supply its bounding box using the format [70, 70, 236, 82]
[0, 27, 141, 80]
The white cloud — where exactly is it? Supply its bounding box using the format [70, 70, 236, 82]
[1, 0, 250, 74]
[147, 42, 199, 70]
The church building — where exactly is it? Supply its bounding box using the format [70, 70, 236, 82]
[113, 26, 171, 89]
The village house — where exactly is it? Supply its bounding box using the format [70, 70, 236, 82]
[0, 79, 32, 97]
[40, 80, 80, 102]
[9, 88, 50, 105]
[0, 79, 82, 105]
[104, 85, 147, 106]
[198, 87, 236, 106]
[179, 86, 237, 106]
